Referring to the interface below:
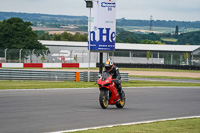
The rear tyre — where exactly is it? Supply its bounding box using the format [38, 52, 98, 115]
[116, 91, 126, 108]
[99, 89, 109, 109]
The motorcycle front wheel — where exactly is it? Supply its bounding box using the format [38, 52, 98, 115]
[99, 89, 109, 109]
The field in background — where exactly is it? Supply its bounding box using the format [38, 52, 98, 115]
[118, 26, 200, 34]
[161, 37, 177, 42]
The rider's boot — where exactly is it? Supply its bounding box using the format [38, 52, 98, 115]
[117, 85, 124, 100]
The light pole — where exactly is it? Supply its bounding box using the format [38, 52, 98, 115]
[82, 50, 85, 63]
[84, 0, 93, 82]
[19, 49, 22, 63]
[46, 50, 48, 63]
[5, 48, 8, 63]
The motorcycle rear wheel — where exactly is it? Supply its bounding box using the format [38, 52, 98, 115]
[99, 89, 109, 109]
[116, 91, 126, 108]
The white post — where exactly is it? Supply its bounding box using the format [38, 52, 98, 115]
[32, 49, 35, 63]
[157, 52, 160, 64]
[5, 48, 8, 63]
[19, 49, 22, 63]
[46, 50, 48, 63]
[192, 53, 194, 65]
[70, 50, 74, 63]
[180, 55, 182, 65]
[82, 50, 85, 63]
[129, 51, 131, 63]
[171, 54, 173, 65]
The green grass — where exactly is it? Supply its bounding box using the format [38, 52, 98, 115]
[130, 75, 200, 80]
[70, 118, 200, 133]
[0, 80, 200, 90]
[0, 80, 96, 90]
[161, 37, 177, 42]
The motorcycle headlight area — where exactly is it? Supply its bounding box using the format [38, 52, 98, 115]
[103, 83, 109, 86]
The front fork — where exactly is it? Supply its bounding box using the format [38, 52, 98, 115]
[106, 90, 110, 100]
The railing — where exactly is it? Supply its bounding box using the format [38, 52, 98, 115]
[0, 69, 76, 81]
[0, 69, 129, 82]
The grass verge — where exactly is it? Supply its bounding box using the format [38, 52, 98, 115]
[69, 118, 200, 133]
[130, 75, 200, 80]
[0, 80, 200, 90]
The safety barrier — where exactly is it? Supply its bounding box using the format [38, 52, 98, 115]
[0, 69, 129, 82]
[0, 69, 76, 81]
[0, 63, 96, 68]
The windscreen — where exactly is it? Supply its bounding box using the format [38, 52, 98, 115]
[102, 72, 111, 81]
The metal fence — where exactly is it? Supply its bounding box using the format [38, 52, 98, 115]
[0, 69, 129, 82]
[1, 48, 200, 66]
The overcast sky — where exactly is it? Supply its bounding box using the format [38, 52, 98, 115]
[0, 0, 200, 21]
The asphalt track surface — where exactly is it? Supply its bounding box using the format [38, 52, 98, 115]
[0, 87, 200, 133]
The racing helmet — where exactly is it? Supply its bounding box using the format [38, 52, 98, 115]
[104, 60, 114, 72]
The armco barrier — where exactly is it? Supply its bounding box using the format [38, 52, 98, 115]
[0, 69, 129, 82]
[0, 69, 76, 81]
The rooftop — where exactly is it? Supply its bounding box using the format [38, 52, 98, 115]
[40, 40, 200, 52]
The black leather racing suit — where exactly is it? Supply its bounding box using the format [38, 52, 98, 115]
[105, 65, 122, 94]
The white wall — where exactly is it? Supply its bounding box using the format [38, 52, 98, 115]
[2, 63, 23, 68]
[43, 63, 62, 68]
[79, 63, 96, 68]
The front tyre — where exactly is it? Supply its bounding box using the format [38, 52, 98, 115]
[116, 91, 126, 108]
[99, 89, 109, 109]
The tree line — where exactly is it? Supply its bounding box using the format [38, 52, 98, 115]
[1, 12, 200, 28]
[36, 31, 88, 42]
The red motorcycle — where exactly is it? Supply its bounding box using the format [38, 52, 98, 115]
[97, 72, 126, 109]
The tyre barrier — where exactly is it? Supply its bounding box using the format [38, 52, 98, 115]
[97, 63, 200, 70]
[0, 69, 129, 82]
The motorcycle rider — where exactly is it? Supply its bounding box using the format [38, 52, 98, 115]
[104, 60, 124, 99]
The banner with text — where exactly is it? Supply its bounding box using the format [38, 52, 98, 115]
[88, 0, 116, 51]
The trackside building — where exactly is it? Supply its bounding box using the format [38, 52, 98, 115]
[40, 40, 200, 66]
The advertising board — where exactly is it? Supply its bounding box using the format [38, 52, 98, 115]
[89, 0, 116, 51]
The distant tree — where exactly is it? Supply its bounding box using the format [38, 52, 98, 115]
[0, 17, 48, 60]
[52, 32, 87, 42]
[147, 51, 151, 62]
[74, 54, 78, 63]
[52, 34, 61, 41]
[141, 39, 165, 44]
[175, 25, 179, 39]
[177, 31, 200, 45]
[35, 31, 51, 40]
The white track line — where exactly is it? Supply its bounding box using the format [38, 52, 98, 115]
[48, 115, 200, 133]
